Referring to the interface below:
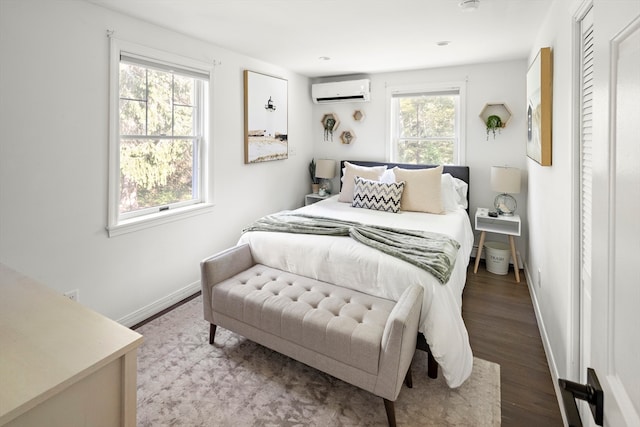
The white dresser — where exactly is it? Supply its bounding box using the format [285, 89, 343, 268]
[0, 264, 143, 426]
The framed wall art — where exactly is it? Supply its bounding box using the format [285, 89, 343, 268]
[244, 70, 288, 164]
[526, 47, 553, 166]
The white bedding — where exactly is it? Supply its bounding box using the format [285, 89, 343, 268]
[238, 195, 474, 387]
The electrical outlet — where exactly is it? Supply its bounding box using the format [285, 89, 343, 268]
[64, 289, 79, 302]
[537, 268, 542, 288]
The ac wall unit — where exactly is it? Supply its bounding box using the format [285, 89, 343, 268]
[311, 79, 371, 104]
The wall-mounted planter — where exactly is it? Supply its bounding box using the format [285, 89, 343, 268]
[340, 130, 356, 144]
[321, 113, 340, 141]
[479, 103, 512, 139]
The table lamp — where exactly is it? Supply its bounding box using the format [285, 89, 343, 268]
[491, 166, 521, 216]
[315, 159, 336, 196]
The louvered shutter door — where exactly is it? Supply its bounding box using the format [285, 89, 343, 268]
[581, 9, 594, 278]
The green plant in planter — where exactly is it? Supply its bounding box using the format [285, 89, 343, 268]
[308, 159, 319, 184]
[486, 115, 503, 140]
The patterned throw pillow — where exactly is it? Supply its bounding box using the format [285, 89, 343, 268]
[352, 176, 405, 213]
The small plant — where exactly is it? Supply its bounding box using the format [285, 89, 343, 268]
[486, 115, 503, 140]
[308, 159, 319, 184]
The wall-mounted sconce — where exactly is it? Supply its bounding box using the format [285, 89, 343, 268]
[265, 96, 276, 112]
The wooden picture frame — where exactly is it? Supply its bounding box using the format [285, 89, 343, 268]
[244, 70, 288, 164]
[526, 47, 553, 166]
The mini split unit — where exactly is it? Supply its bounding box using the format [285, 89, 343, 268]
[311, 79, 371, 104]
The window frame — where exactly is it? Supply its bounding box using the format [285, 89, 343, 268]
[107, 38, 214, 237]
[385, 81, 466, 165]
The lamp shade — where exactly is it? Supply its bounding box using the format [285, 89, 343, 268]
[315, 159, 336, 179]
[491, 166, 521, 194]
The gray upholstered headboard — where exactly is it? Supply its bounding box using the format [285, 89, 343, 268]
[339, 160, 471, 215]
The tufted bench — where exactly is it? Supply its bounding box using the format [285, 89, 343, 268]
[201, 243, 423, 427]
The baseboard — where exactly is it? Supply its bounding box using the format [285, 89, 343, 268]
[117, 280, 201, 328]
[524, 264, 567, 425]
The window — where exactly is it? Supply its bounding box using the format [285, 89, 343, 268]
[108, 39, 212, 236]
[388, 84, 465, 165]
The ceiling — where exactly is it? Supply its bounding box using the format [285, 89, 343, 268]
[88, 0, 552, 78]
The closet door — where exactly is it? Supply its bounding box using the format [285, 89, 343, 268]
[582, 1, 640, 426]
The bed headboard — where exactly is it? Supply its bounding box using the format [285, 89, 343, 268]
[339, 160, 471, 215]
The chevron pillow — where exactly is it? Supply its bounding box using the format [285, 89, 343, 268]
[352, 176, 405, 213]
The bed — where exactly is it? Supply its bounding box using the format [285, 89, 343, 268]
[238, 160, 474, 388]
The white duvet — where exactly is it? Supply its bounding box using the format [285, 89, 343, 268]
[238, 195, 474, 387]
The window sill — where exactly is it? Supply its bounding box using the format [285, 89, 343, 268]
[107, 203, 214, 237]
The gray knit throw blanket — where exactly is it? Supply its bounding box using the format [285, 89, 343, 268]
[243, 213, 460, 285]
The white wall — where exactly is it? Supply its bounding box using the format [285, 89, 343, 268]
[525, 0, 577, 385]
[311, 61, 530, 262]
[0, 0, 313, 324]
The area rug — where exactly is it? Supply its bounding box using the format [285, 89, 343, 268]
[136, 295, 500, 426]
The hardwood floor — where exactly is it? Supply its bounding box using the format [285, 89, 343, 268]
[464, 261, 564, 426]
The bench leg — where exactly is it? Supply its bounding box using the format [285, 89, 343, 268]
[405, 363, 413, 388]
[383, 399, 397, 427]
[209, 323, 217, 344]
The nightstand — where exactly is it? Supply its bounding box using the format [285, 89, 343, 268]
[473, 208, 521, 282]
[305, 193, 329, 206]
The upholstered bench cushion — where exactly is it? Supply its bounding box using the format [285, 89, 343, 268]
[211, 264, 396, 375]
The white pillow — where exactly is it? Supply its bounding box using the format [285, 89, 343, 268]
[441, 173, 459, 212]
[339, 162, 387, 203]
[393, 165, 444, 214]
[440, 173, 469, 211]
[352, 176, 405, 213]
[452, 177, 469, 209]
[380, 168, 396, 184]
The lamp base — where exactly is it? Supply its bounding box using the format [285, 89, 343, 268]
[494, 193, 517, 216]
[320, 178, 333, 195]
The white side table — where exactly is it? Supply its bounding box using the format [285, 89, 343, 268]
[473, 208, 521, 283]
[305, 193, 329, 206]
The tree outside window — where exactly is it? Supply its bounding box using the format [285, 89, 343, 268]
[118, 61, 205, 216]
[390, 89, 461, 165]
